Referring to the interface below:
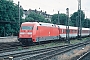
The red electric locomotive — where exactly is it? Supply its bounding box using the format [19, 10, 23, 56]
[18, 22, 60, 45]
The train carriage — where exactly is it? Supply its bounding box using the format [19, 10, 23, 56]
[81, 28, 90, 36]
[58, 25, 78, 38]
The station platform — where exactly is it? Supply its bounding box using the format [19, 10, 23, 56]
[0, 36, 18, 43]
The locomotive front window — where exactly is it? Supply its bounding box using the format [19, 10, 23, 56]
[21, 26, 33, 30]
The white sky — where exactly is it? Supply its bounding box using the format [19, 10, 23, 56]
[13, 0, 90, 18]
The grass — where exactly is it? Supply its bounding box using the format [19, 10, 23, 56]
[27, 41, 68, 50]
[70, 37, 90, 44]
[17, 37, 90, 51]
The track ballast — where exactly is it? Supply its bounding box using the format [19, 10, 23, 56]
[0, 40, 90, 60]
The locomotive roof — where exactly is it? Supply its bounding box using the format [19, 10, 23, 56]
[21, 22, 89, 30]
[22, 22, 37, 24]
[38, 22, 58, 27]
[22, 22, 58, 27]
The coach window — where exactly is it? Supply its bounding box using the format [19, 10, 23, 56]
[62, 29, 65, 33]
[75, 30, 76, 33]
[73, 30, 74, 33]
[36, 26, 38, 30]
[82, 30, 84, 33]
[62, 29, 63, 33]
[63, 29, 65, 33]
[72, 30, 76, 33]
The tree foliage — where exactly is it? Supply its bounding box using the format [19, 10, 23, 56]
[0, 0, 23, 36]
[25, 11, 49, 22]
[51, 13, 69, 25]
[83, 18, 90, 28]
[0, 0, 90, 37]
[70, 10, 85, 27]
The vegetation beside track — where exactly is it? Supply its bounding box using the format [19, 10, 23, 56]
[1, 36, 89, 53]
[17, 37, 90, 51]
[70, 37, 90, 44]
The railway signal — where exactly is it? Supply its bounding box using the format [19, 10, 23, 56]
[66, 8, 70, 44]
[58, 11, 60, 24]
[18, 1, 20, 28]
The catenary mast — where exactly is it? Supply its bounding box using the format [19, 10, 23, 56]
[78, 0, 82, 39]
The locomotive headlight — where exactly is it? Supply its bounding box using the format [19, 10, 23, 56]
[20, 32, 25, 34]
[27, 32, 32, 34]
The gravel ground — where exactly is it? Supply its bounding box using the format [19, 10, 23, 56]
[81, 52, 90, 60]
[48, 44, 90, 60]
[0, 36, 18, 43]
[0, 37, 90, 60]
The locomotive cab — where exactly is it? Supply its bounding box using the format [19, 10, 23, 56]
[18, 22, 37, 45]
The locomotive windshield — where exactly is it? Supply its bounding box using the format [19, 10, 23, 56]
[21, 26, 33, 30]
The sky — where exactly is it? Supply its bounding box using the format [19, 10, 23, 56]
[13, 0, 90, 18]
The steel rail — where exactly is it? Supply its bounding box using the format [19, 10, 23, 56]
[77, 51, 90, 60]
[22, 41, 90, 60]
[0, 42, 21, 53]
[0, 40, 89, 60]
[0, 45, 69, 59]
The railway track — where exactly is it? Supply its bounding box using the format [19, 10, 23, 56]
[0, 42, 22, 53]
[0, 40, 90, 60]
[0, 37, 89, 53]
[77, 51, 90, 60]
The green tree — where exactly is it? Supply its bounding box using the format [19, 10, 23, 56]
[83, 18, 90, 28]
[25, 11, 47, 22]
[51, 13, 69, 25]
[0, 0, 23, 36]
[70, 10, 85, 27]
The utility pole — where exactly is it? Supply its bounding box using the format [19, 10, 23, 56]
[77, 0, 82, 39]
[58, 11, 60, 24]
[76, 16, 78, 27]
[66, 8, 70, 44]
[86, 17, 88, 28]
[18, 1, 20, 27]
